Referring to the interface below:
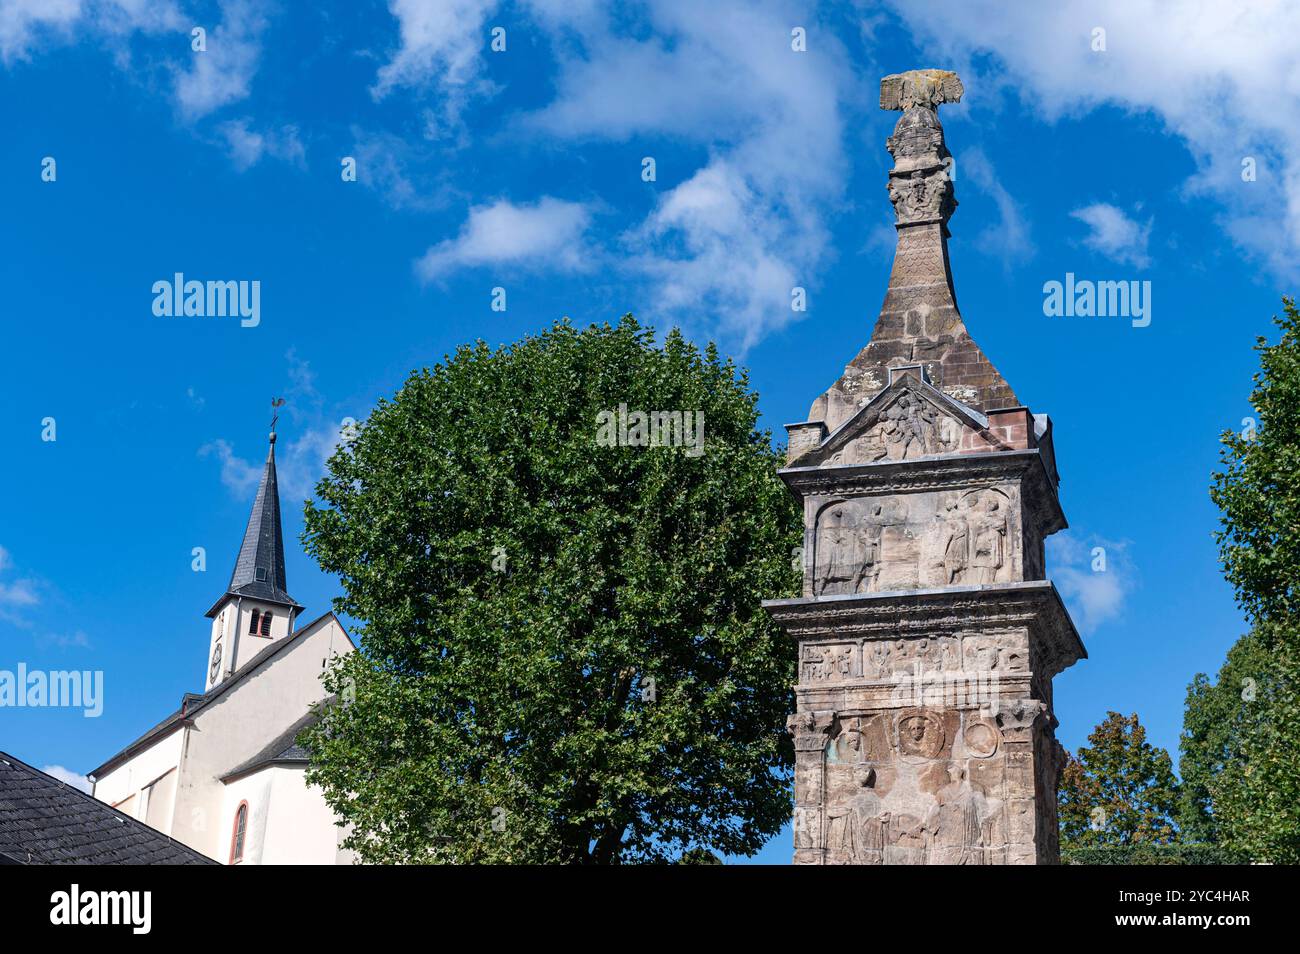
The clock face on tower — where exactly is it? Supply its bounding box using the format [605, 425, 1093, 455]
[210, 642, 223, 682]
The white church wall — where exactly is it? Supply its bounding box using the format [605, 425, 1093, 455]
[171, 616, 353, 861]
[92, 727, 185, 829]
[221, 772, 272, 864]
[259, 766, 352, 865]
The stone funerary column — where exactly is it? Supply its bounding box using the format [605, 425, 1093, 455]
[765, 69, 1086, 866]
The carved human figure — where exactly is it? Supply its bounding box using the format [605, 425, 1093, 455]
[885, 812, 931, 866]
[880, 392, 938, 460]
[970, 495, 1008, 584]
[852, 502, 888, 592]
[793, 806, 820, 851]
[928, 762, 989, 865]
[936, 496, 970, 584]
[825, 765, 886, 865]
[814, 504, 859, 595]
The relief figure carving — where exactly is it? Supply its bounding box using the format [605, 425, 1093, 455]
[970, 493, 1009, 584]
[825, 765, 887, 865]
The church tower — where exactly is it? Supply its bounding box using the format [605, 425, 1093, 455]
[203, 425, 303, 691]
[765, 70, 1085, 864]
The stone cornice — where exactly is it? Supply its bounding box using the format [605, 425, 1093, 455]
[763, 580, 1086, 678]
[778, 448, 1066, 535]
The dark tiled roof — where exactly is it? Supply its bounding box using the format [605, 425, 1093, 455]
[220, 709, 319, 782]
[206, 436, 302, 617]
[0, 753, 215, 865]
[88, 611, 346, 780]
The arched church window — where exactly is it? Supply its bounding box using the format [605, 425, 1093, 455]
[260, 611, 273, 637]
[248, 609, 260, 635]
[230, 802, 248, 864]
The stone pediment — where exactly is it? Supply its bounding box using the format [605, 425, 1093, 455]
[800, 369, 996, 467]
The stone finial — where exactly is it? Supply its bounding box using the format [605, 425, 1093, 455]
[880, 69, 963, 112]
[882, 69, 961, 231]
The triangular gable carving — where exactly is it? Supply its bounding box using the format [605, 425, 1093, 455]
[804, 371, 1002, 467]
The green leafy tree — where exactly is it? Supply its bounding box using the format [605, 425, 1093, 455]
[1180, 630, 1300, 861]
[299, 316, 801, 863]
[1211, 298, 1300, 625]
[1181, 297, 1300, 862]
[1058, 712, 1179, 849]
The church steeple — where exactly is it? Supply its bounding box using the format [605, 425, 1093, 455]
[206, 424, 302, 618]
[226, 433, 297, 609]
[203, 411, 303, 690]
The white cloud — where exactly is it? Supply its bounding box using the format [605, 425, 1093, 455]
[348, 128, 446, 211]
[41, 765, 92, 793]
[199, 438, 262, 497]
[371, 0, 500, 139]
[201, 428, 349, 504]
[881, 0, 1300, 284]
[0, 545, 39, 616]
[172, 0, 267, 121]
[530, 1, 848, 353]
[416, 197, 595, 282]
[202, 352, 355, 503]
[37, 629, 91, 650]
[961, 147, 1034, 267]
[0, 578, 39, 607]
[1047, 532, 1134, 634]
[218, 118, 305, 171]
[0, 0, 182, 65]
[379, 0, 850, 353]
[1070, 202, 1153, 269]
[0, 0, 82, 63]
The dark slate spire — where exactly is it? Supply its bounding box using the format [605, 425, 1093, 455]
[205, 430, 302, 617]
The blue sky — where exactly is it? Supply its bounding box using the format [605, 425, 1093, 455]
[0, 1, 1295, 863]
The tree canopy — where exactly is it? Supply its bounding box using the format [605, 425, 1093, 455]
[1059, 711, 1179, 849]
[1180, 297, 1300, 862]
[299, 315, 801, 863]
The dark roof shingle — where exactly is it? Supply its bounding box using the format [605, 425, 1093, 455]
[219, 709, 318, 782]
[0, 753, 216, 865]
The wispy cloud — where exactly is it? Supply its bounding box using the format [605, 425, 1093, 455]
[379, 0, 852, 354]
[1070, 202, 1153, 269]
[173, 0, 268, 121]
[1047, 531, 1135, 635]
[371, 0, 501, 140]
[0, 544, 41, 626]
[416, 197, 595, 282]
[200, 351, 353, 503]
[0, 0, 182, 66]
[36, 630, 91, 650]
[198, 438, 262, 497]
[882, 0, 1300, 282]
[218, 118, 305, 171]
[348, 127, 449, 212]
[41, 765, 92, 793]
[961, 147, 1033, 267]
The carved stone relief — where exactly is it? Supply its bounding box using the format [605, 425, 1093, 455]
[811, 486, 1021, 596]
[824, 390, 963, 466]
[797, 705, 1033, 865]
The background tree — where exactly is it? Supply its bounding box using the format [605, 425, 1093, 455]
[299, 316, 801, 863]
[1212, 298, 1300, 624]
[1058, 712, 1179, 849]
[1181, 297, 1300, 862]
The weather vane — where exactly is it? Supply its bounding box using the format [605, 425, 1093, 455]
[270, 397, 286, 435]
